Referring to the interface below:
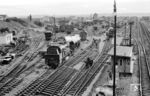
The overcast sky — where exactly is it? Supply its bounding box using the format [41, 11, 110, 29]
[0, 0, 150, 16]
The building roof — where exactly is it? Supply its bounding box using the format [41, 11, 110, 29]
[108, 46, 133, 57]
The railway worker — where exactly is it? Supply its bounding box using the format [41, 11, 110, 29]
[85, 57, 93, 68]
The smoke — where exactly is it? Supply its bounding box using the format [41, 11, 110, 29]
[65, 34, 81, 43]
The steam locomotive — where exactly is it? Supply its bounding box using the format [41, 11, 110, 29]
[45, 34, 81, 69]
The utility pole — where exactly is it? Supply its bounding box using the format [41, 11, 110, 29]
[113, 0, 117, 96]
[53, 16, 56, 40]
[125, 23, 126, 38]
[53, 17, 56, 26]
[129, 21, 133, 46]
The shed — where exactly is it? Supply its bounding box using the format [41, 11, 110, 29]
[108, 46, 133, 77]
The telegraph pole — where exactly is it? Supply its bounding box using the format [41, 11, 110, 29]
[129, 21, 133, 46]
[125, 23, 126, 37]
[53, 17, 56, 26]
[129, 23, 132, 46]
[53, 16, 56, 40]
[113, 0, 117, 96]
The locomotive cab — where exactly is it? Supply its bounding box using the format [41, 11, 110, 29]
[45, 46, 61, 69]
[45, 44, 68, 69]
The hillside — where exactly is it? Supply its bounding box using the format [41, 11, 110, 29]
[0, 18, 38, 34]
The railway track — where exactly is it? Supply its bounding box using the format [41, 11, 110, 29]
[137, 42, 150, 96]
[31, 36, 43, 50]
[16, 66, 74, 96]
[0, 78, 23, 95]
[35, 67, 77, 96]
[32, 40, 111, 96]
[16, 39, 100, 96]
[0, 38, 45, 95]
[65, 49, 98, 67]
[65, 41, 97, 67]
[0, 64, 26, 95]
[0, 64, 26, 83]
[0, 60, 41, 95]
[0, 28, 45, 94]
[135, 22, 150, 96]
[16, 50, 97, 96]
[35, 49, 99, 96]
[139, 23, 150, 44]
[13, 41, 29, 55]
[60, 40, 111, 96]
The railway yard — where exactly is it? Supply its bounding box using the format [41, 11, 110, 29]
[0, 15, 150, 96]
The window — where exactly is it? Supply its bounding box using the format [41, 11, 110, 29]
[120, 59, 122, 66]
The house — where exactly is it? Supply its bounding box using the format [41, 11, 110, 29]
[0, 33, 13, 45]
[108, 46, 133, 77]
